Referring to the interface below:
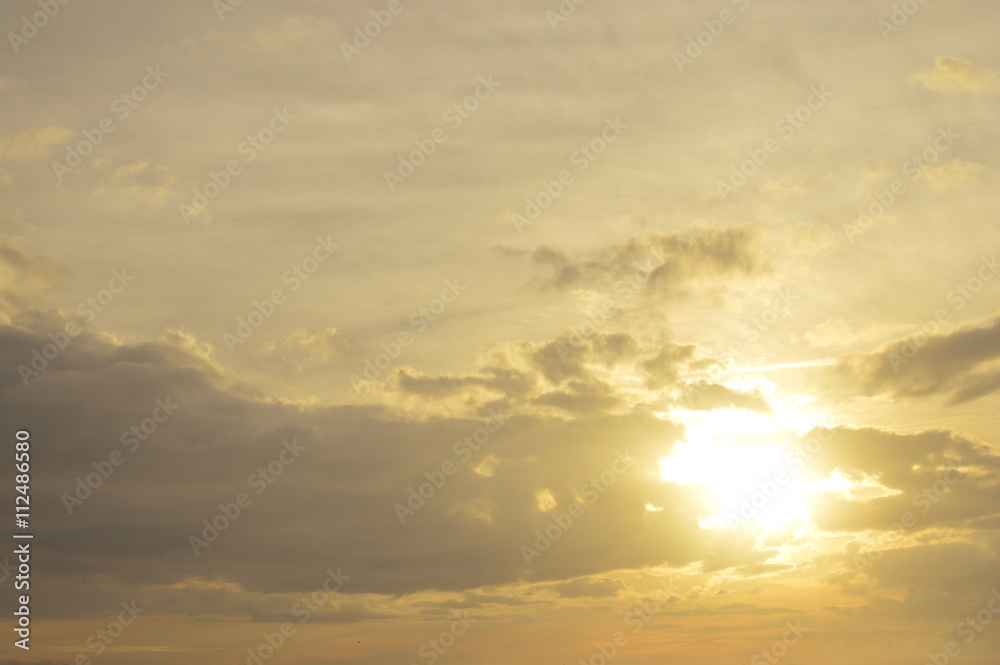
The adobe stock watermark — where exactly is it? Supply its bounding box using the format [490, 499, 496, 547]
[740, 287, 798, 342]
[925, 589, 1000, 665]
[844, 126, 959, 242]
[511, 117, 628, 233]
[179, 107, 296, 224]
[673, 0, 752, 73]
[350, 278, 467, 389]
[384, 75, 501, 192]
[17, 268, 136, 386]
[556, 247, 665, 361]
[51, 66, 170, 182]
[7, 0, 74, 54]
[410, 611, 477, 665]
[213, 0, 245, 21]
[188, 438, 307, 557]
[394, 408, 510, 524]
[545, 0, 589, 30]
[877, 0, 930, 40]
[749, 620, 809, 665]
[711, 429, 834, 529]
[340, 0, 416, 63]
[223, 235, 339, 352]
[62, 397, 180, 514]
[241, 567, 350, 665]
[717, 85, 834, 200]
[520, 451, 634, 567]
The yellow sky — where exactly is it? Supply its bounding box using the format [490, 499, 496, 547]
[1, 1, 1000, 664]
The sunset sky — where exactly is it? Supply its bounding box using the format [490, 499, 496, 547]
[2, 1, 1000, 664]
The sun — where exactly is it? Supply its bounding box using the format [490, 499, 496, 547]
[658, 401, 847, 531]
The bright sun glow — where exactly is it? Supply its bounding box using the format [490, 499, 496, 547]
[659, 398, 852, 531]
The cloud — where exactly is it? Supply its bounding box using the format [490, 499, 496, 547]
[93, 160, 178, 209]
[641, 342, 698, 389]
[679, 382, 771, 412]
[255, 328, 355, 372]
[366, 331, 711, 419]
[802, 426, 1000, 534]
[0, 324, 713, 612]
[922, 159, 988, 190]
[533, 378, 624, 414]
[0, 126, 73, 162]
[391, 365, 537, 401]
[911, 56, 1000, 97]
[821, 316, 1000, 404]
[508, 226, 765, 297]
[0, 242, 68, 323]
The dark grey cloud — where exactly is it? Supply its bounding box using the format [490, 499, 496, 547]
[0, 315, 767, 623]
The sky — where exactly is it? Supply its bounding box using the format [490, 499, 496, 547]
[1, 0, 1000, 664]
